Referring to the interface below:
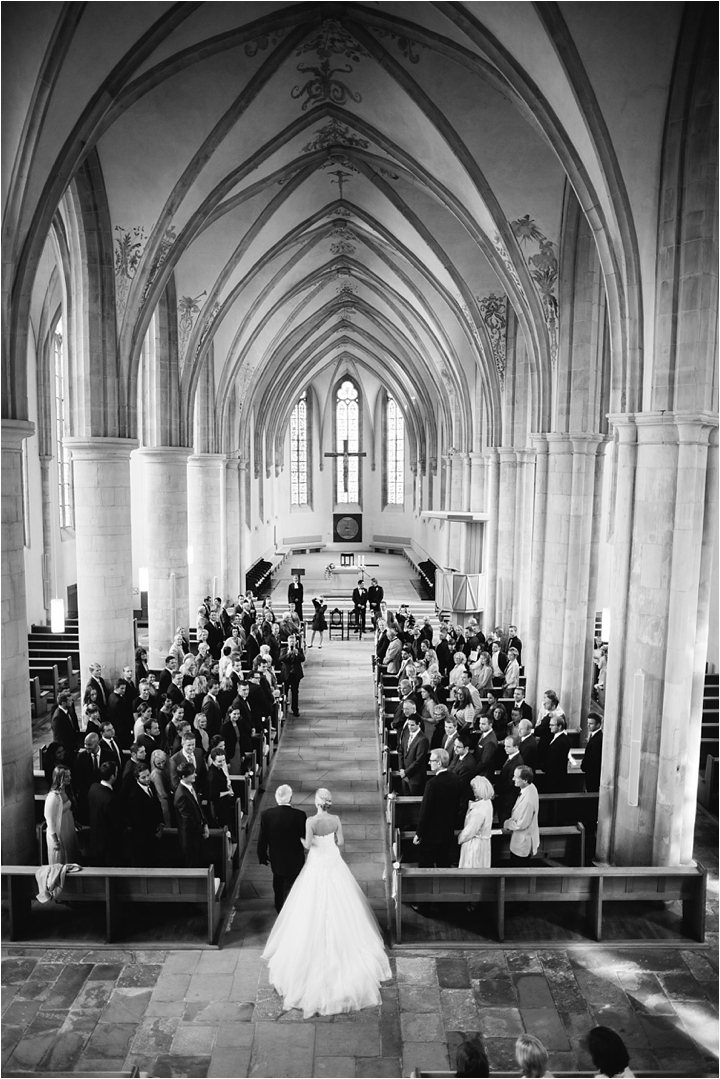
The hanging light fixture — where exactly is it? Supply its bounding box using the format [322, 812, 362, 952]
[50, 597, 65, 633]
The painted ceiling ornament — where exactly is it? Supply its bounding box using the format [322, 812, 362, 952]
[491, 231, 527, 302]
[302, 118, 370, 154]
[296, 19, 369, 62]
[178, 291, 207, 364]
[329, 206, 353, 218]
[330, 238, 356, 256]
[291, 57, 362, 111]
[510, 215, 559, 364]
[374, 28, 425, 64]
[327, 167, 354, 199]
[245, 29, 285, 57]
[336, 283, 357, 297]
[113, 224, 146, 319]
[141, 225, 177, 306]
[196, 301, 222, 357]
[477, 294, 508, 387]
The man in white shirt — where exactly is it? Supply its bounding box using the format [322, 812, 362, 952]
[503, 765, 540, 864]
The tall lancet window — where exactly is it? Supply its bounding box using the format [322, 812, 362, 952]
[290, 391, 308, 505]
[53, 319, 74, 529]
[386, 395, 405, 505]
[336, 379, 360, 504]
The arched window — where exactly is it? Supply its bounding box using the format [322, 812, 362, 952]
[290, 391, 308, 505]
[336, 379, 360, 504]
[386, 394, 405, 505]
[53, 319, 74, 529]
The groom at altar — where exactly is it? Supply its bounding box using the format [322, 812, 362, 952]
[257, 784, 307, 913]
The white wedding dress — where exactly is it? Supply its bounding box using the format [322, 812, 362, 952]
[262, 830, 391, 1018]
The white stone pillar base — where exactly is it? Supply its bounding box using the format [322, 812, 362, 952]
[225, 458, 240, 601]
[187, 454, 226, 610]
[66, 437, 138, 684]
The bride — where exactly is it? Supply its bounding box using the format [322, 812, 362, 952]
[262, 787, 391, 1018]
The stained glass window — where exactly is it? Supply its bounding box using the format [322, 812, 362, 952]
[386, 395, 405, 504]
[290, 391, 308, 505]
[336, 379, 359, 503]
[53, 320, 74, 529]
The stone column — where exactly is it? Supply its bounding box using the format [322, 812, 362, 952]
[2, 420, 36, 862]
[139, 447, 191, 667]
[513, 448, 535, 640]
[559, 435, 605, 724]
[457, 453, 472, 571]
[482, 448, 500, 632]
[238, 457, 248, 593]
[496, 449, 517, 628]
[187, 453, 226, 609]
[597, 412, 717, 867]
[535, 435, 574, 697]
[66, 437, 137, 682]
[225, 457, 241, 600]
[469, 451, 484, 514]
[525, 435, 548, 707]
[39, 454, 55, 614]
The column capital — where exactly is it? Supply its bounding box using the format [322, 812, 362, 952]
[482, 446, 500, 462]
[65, 436, 138, 461]
[2, 419, 34, 451]
[497, 447, 517, 463]
[529, 433, 549, 454]
[225, 456, 241, 471]
[138, 445, 192, 463]
[187, 453, 227, 466]
[633, 410, 718, 448]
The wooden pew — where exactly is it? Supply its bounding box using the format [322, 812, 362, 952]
[29, 676, 50, 718]
[26, 663, 61, 706]
[393, 823, 586, 867]
[393, 862, 707, 944]
[2, 864, 224, 944]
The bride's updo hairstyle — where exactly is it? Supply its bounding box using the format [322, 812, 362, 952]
[315, 788, 332, 811]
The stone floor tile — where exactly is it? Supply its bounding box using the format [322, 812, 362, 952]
[681, 949, 718, 982]
[513, 972, 556, 1008]
[39, 1030, 91, 1070]
[505, 950, 542, 973]
[315, 1020, 382, 1056]
[163, 950, 202, 975]
[153, 1052, 211, 1077]
[518, 1007, 571, 1050]
[185, 973, 233, 1001]
[472, 975, 517, 1007]
[196, 949, 241, 974]
[312, 1055, 356, 1077]
[100, 986, 152, 1023]
[573, 968, 626, 1006]
[1, 958, 38, 984]
[87, 963, 123, 981]
[77, 1057, 128, 1072]
[616, 970, 676, 1014]
[170, 1023, 218, 1056]
[1, 986, 18, 1012]
[659, 971, 715, 1000]
[117, 963, 163, 987]
[475, 1006, 525, 1038]
[436, 957, 471, 988]
[39, 963, 93, 1010]
[356, 1057, 400, 1077]
[81, 950, 133, 965]
[637, 1010, 690, 1048]
[209, 1047, 252, 1077]
[146, 1000, 186, 1017]
[83, 1021, 137, 1060]
[59, 1008, 103, 1034]
[466, 952, 508, 979]
[73, 978, 116, 1010]
[215, 1021, 256, 1048]
[394, 957, 437, 985]
[24, 1008, 68, 1035]
[130, 1016, 180, 1055]
[590, 1002, 653, 1047]
[133, 949, 169, 964]
[1, 1024, 24, 1055]
[400, 1010, 445, 1042]
[152, 974, 192, 1002]
[1, 998, 41, 1029]
[398, 985, 442, 1012]
[250, 1020, 315, 1077]
[484, 1037, 518, 1070]
[184, 1000, 254, 1023]
[440, 988, 482, 1032]
[402, 1040, 450, 1073]
[14, 963, 65, 1000]
[6, 1032, 57, 1070]
[671, 999, 720, 1055]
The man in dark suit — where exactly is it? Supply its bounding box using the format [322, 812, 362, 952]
[126, 762, 164, 865]
[51, 690, 81, 756]
[475, 716, 499, 778]
[287, 574, 304, 621]
[581, 714, 603, 792]
[257, 783, 307, 912]
[72, 732, 103, 823]
[391, 684, 421, 731]
[490, 641, 508, 690]
[412, 749, 464, 868]
[207, 748, 237, 833]
[88, 761, 123, 865]
[221, 704, 254, 774]
[542, 715, 571, 792]
[504, 625, 523, 665]
[494, 734, 524, 827]
[138, 717, 161, 756]
[511, 687, 533, 722]
[107, 680, 131, 747]
[280, 635, 305, 717]
[435, 627, 454, 680]
[398, 715, 430, 795]
[516, 719, 541, 772]
[85, 663, 110, 718]
[351, 579, 369, 636]
[448, 730, 477, 821]
[174, 760, 209, 867]
[170, 732, 207, 795]
[201, 680, 223, 739]
[367, 578, 384, 625]
[157, 656, 178, 697]
[99, 721, 124, 772]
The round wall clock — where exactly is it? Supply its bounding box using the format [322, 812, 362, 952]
[336, 516, 360, 540]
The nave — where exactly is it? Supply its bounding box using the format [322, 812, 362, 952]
[3, 563, 718, 1078]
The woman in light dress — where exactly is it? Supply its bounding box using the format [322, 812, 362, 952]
[262, 788, 391, 1018]
[458, 775, 494, 868]
[44, 766, 80, 865]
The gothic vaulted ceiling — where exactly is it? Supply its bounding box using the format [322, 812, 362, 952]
[3, 2, 685, 450]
